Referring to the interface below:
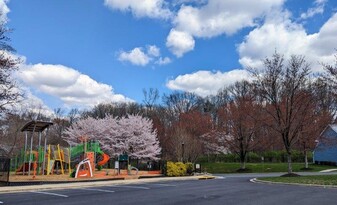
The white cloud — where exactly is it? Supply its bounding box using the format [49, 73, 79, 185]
[156, 57, 171, 65]
[119, 45, 171, 66]
[300, 0, 327, 20]
[104, 0, 172, 19]
[118, 47, 151, 66]
[12, 88, 54, 118]
[165, 0, 285, 57]
[166, 70, 251, 97]
[18, 63, 132, 108]
[166, 29, 195, 57]
[238, 11, 337, 72]
[147, 45, 160, 57]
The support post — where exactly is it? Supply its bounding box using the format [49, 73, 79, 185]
[28, 124, 37, 176]
[42, 128, 49, 175]
[23, 132, 28, 175]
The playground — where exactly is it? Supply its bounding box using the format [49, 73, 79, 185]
[3, 120, 162, 185]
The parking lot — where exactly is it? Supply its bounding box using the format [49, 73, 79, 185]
[2, 175, 337, 205]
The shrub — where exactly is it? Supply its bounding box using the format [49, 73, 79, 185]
[185, 162, 194, 175]
[166, 161, 188, 177]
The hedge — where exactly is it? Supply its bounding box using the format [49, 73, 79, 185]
[197, 150, 313, 163]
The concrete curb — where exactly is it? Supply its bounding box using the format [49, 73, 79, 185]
[250, 177, 337, 189]
[197, 175, 215, 180]
[0, 176, 199, 194]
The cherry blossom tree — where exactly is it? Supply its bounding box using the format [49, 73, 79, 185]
[63, 114, 161, 160]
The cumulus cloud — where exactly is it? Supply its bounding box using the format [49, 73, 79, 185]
[238, 11, 337, 72]
[118, 47, 151, 66]
[166, 29, 195, 57]
[300, 0, 327, 20]
[147, 45, 160, 57]
[118, 45, 171, 66]
[166, 70, 251, 97]
[156, 57, 171, 65]
[12, 88, 54, 118]
[18, 63, 132, 108]
[104, 0, 172, 19]
[165, 0, 285, 57]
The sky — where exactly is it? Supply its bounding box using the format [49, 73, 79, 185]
[2, 0, 337, 114]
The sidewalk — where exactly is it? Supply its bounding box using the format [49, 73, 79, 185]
[0, 176, 200, 194]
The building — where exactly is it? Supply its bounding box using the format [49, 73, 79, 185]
[313, 124, 337, 165]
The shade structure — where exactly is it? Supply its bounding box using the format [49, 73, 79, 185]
[21, 121, 53, 132]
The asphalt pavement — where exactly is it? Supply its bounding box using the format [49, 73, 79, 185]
[1, 173, 337, 205]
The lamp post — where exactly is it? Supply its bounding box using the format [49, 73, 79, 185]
[181, 142, 185, 163]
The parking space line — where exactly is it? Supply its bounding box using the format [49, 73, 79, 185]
[108, 185, 150, 190]
[82, 188, 115, 193]
[30, 191, 68, 198]
[0, 200, 3, 204]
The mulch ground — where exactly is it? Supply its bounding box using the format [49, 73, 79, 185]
[9, 169, 162, 182]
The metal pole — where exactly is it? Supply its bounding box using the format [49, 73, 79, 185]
[28, 124, 37, 176]
[182, 142, 185, 163]
[42, 128, 48, 175]
[28, 133, 33, 176]
[23, 132, 28, 175]
[38, 132, 41, 148]
[38, 132, 42, 175]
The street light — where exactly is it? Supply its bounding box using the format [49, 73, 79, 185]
[181, 142, 185, 163]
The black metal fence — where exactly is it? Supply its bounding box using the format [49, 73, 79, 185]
[0, 157, 10, 186]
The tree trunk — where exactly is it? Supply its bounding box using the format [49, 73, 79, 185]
[287, 153, 292, 174]
[240, 161, 246, 169]
[304, 150, 308, 169]
[240, 152, 246, 169]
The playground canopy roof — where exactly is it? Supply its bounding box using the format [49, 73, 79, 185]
[20, 120, 54, 132]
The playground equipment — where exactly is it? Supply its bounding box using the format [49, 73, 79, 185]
[15, 121, 110, 179]
[70, 139, 110, 178]
[46, 144, 71, 175]
[15, 123, 110, 179]
[75, 158, 93, 178]
[17, 121, 53, 178]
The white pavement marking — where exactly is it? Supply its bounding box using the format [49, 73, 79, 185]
[250, 178, 257, 183]
[108, 185, 150, 190]
[216, 176, 225, 179]
[150, 184, 177, 187]
[0, 201, 3, 204]
[31, 191, 68, 198]
[82, 188, 115, 193]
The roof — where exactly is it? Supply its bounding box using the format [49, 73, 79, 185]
[330, 124, 337, 133]
[20, 120, 54, 132]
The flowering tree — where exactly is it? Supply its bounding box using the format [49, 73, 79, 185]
[63, 114, 161, 160]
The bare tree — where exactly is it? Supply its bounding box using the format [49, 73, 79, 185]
[322, 53, 337, 89]
[249, 53, 313, 174]
[142, 88, 159, 111]
[0, 18, 22, 116]
[0, 113, 26, 157]
[162, 91, 203, 121]
[222, 81, 262, 170]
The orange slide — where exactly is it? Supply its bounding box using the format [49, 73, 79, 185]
[97, 153, 110, 166]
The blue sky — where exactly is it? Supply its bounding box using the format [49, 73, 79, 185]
[2, 0, 337, 114]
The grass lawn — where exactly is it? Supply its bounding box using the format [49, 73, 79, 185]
[259, 175, 337, 186]
[201, 162, 336, 173]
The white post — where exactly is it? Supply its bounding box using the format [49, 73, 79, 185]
[23, 132, 28, 175]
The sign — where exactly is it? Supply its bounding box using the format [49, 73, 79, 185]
[114, 161, 119, 169]
[118, 154, 128, 161]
